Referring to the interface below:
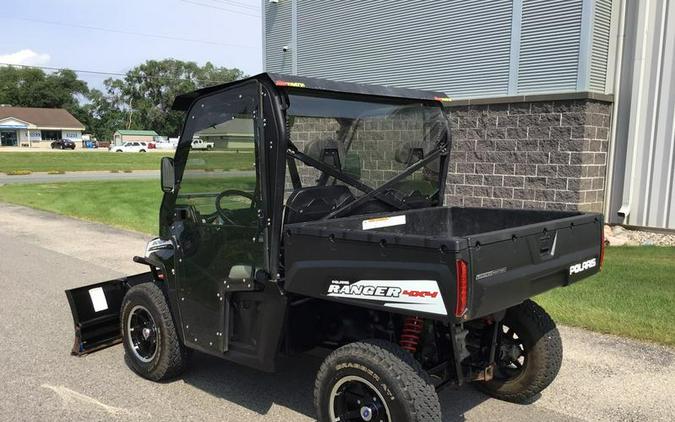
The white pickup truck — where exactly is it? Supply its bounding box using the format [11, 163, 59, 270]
[191, 138, 214, 150]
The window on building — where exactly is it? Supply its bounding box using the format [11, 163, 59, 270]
[41, 130, 61, 140]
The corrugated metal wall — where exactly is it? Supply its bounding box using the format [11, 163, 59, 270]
[294, 0, 513, 98]
[590, 0, 613, 91]
[608, 0, 675, 230]
[517, 0, 584, 92]
[263, 0, 293, 74]
[264, 0, 614, 99]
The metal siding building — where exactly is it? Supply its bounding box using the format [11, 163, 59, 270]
[607, 0, 675, 230]
[264, 0, 675, 230]
[264, 0, 613, 99]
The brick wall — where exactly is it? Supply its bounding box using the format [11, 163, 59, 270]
[445, 99, 612, 212]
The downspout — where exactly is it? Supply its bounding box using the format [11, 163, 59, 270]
[617, 0, 652, 221]
[604, 0, 627, 218]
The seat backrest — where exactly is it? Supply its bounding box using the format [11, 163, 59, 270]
[284, 185, 355, 224]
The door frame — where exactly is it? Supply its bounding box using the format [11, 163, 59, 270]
[169, 80, 269, 354]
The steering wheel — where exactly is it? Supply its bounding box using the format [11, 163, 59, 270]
[215, 190, 255, 225]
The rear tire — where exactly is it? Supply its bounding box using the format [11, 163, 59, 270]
[314, 339, 441, 422]
[475, 299, 562, 403]
[121, 283, 187, 381]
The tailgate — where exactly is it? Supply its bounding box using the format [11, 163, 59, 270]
[466, 213, 603, 318]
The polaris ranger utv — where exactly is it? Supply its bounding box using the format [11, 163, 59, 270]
[66, 73, 604, 421]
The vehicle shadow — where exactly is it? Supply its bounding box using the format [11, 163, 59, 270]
[181, 350, 491, 421]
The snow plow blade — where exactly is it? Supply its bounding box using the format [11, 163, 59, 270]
[65, 272, 153, 356]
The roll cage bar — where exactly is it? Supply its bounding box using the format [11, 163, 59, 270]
[286, 139, 450, 220]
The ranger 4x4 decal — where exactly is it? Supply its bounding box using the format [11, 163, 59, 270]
[326, 279, 448, 315]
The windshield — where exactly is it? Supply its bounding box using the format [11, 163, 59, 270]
[286, 94, 448, 209]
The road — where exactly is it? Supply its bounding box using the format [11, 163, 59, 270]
[0, 170, 255, 185]
[0, 202, 673, 421]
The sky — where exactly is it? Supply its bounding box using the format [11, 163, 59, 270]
[0, 0, 262, 89]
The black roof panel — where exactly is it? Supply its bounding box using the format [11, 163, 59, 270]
[172, 72, 451, 111]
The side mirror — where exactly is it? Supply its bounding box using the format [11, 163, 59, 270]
[160, 157, 175, 193]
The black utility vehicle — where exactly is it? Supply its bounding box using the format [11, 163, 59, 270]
[66, 73, 604, 421]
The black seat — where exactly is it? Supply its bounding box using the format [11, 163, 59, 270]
[284, 185, 355, 224]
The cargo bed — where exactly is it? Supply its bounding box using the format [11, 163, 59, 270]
[283, 207, 604, 320]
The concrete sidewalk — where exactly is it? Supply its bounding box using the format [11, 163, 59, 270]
[0, 202, 673, 421]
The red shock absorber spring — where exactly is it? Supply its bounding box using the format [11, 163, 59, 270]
[399, 316, 424, 353]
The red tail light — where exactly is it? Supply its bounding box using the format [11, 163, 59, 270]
[455, 259, 468, 317]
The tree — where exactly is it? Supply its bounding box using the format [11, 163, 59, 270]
[0, 66, 89, 117]
[0, 60, 245, 140]
[82, 89, 127, 142]
[106, 59, 245, 137]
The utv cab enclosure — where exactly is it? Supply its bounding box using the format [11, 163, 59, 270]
[66, 73, 604, 421]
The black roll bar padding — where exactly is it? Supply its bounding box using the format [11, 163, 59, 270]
[323, 146, 447, 220]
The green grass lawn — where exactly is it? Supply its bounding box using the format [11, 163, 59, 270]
[0, 151, 254, 173]
[0, 180, 164, 233]
[0, 178, 254, 234]
[0, 179, 673, 346]
[536, 246, 675, 346]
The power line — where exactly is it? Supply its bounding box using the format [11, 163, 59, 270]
[180, 0, 261, 18]
[0, 62, 234, 86]
[0, 63, 126, 77]
[209, 0, 260, 11]
[0, 16, 257, 48]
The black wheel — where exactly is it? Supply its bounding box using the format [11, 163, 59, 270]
[139, 149, 146, 153]
[121, 283, 187, 381]
[475, 299, 562, 403]
[314, 339, 441, 422]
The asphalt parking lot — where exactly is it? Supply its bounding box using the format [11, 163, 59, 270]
[0, 202, 673, 421]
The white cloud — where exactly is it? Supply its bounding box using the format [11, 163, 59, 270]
[0, 49, 51, 66]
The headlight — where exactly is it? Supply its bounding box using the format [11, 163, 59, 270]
[145, 237, 173, 257]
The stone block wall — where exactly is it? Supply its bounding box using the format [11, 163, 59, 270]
[445, 99, 612, 212]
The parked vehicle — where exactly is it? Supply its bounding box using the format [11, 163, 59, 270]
[66, 73, 604, 421]
[109, 141, 149, 153]
[191, 138, 214, 150]
[50, 139, 76, 150]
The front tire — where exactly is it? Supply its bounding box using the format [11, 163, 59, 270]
[314, 339, 441, 422]
[475, 299, 562, 403]
[121, 283, 187, 381]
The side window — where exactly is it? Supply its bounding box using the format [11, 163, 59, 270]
[175, 87, 258, 227]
